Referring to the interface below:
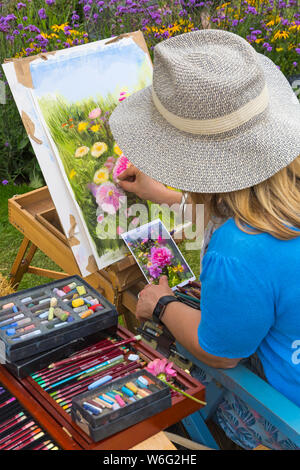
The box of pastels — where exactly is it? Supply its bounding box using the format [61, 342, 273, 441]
[0, 275, 118, 363]
[71, 370, 171, 442]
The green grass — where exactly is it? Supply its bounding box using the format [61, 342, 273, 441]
[0, 183, 63, 292]
[0, 183, 200, 293]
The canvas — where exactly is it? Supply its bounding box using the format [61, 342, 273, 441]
[3, 32, 158, 276]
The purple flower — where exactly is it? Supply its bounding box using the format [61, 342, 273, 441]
[2, 180, 8, 185]
[293, 62, 298, 67]
[295, 48, 300, 55]
[148, 264, 162, 279]
[17, 2, 26, 9]
[45, 0, 55, 4]
[38, 8, 47, 20]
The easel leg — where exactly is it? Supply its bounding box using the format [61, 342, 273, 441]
[9, 237, 37, 289]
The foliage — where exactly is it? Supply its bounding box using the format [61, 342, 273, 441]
[0, 0, 299, 183]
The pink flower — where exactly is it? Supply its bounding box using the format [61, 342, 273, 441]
[103, 156, 115, 173]
[149, 246, 173, 268]
[131, 217, 139, 226]
[88, 108, 101, 119]
[113, 155, 130, 181]
[146, 358, 177, 380]
[117, 226, 124, 235]
[97, 214, 104, 223]
[89, 182, 125, 215]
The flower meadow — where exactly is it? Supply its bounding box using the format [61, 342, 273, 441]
[123, 222, 194, 287]
[0, 0, 300, 183]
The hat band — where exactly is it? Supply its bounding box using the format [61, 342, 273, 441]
[152, 84, 269, 135]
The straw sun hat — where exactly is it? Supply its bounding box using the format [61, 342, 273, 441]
[109, 29, 300, 193]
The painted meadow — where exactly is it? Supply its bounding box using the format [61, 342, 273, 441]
[32, 38, 153, 258]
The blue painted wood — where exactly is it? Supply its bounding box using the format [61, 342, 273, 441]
[199, 380, 225, 421]
[182, 412, 220, 450]
[177, 342, 300, 447]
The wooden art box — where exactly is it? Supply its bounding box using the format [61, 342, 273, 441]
[0, 326, 205, 450]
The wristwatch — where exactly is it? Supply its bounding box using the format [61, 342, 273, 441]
[152, 295, 179, 325]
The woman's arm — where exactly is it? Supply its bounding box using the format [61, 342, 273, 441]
[136, 276, 241, 369]
[117, 164, 182, 206]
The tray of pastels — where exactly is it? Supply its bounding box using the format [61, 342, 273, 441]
[0, 276, 117, 363]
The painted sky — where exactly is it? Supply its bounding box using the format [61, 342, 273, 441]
[30, 40, 152, 102]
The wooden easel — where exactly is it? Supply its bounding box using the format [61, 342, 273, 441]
[8, 186, 146, 330]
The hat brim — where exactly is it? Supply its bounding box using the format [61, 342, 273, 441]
[109, 54, 300, 193]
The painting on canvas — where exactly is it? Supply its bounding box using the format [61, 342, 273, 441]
[27, 33, 153, 270]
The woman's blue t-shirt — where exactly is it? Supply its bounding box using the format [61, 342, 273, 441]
[198, 218, 300, 406]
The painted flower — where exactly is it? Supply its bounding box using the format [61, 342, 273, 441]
[90, 124, 100, 132]
[91, 142, 108, 158]
[113, 155, 130, 181]
[69, 169, 76, 179]
[117, 226, 125, 235]
[74, 146, 89, 158]
[113, 143, 123, 156]
[88, 108, 101, 119]
[104, 156, 115, 173]
[77, 121, 89, 132]
[93, 167, 109, 184]
[95, 182, 125, 214]
[149, 246, 173, 268]
[97, 213, 104, 223]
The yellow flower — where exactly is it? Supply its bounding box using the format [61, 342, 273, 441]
[93, 167, 109, 184]
[266, 16, 281, 28]
[113, 144, 123, 156]
[90, 124, 100, 132]
[276, 47, 283, 52]
[51, 23, 68, 32]
[273, 30, 289, 41]
[91, 142, 108, 158]
[255, 38, 264, 44]
[77, 122, 89, 133]
[69, 169, 77, 179]
[74, 146, 89, 158]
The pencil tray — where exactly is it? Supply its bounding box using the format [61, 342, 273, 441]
[0, 275, 118, 363]
[71, 370, 171, 442]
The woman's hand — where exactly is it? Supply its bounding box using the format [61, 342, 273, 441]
[136, 276, 175, 321]
[117, 164, 181, 206]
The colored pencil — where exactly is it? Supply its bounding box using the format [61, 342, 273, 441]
[49, 335, 141, 369]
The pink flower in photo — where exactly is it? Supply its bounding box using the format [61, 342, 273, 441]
[149, 246, 173, 268]
[113, 155, 130, 181]
[88, 108, 101, 119]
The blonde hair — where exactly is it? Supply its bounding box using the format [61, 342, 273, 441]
[190, 155, 300, 240]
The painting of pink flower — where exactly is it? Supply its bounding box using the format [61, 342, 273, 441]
[149, 246, 173, 268]
[95, 182, 125, 215]
[113, 155, 130, 181]
[104, 156, 115, 173]
[117, 226, 125, 235]
[88, 107, 101, 119]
